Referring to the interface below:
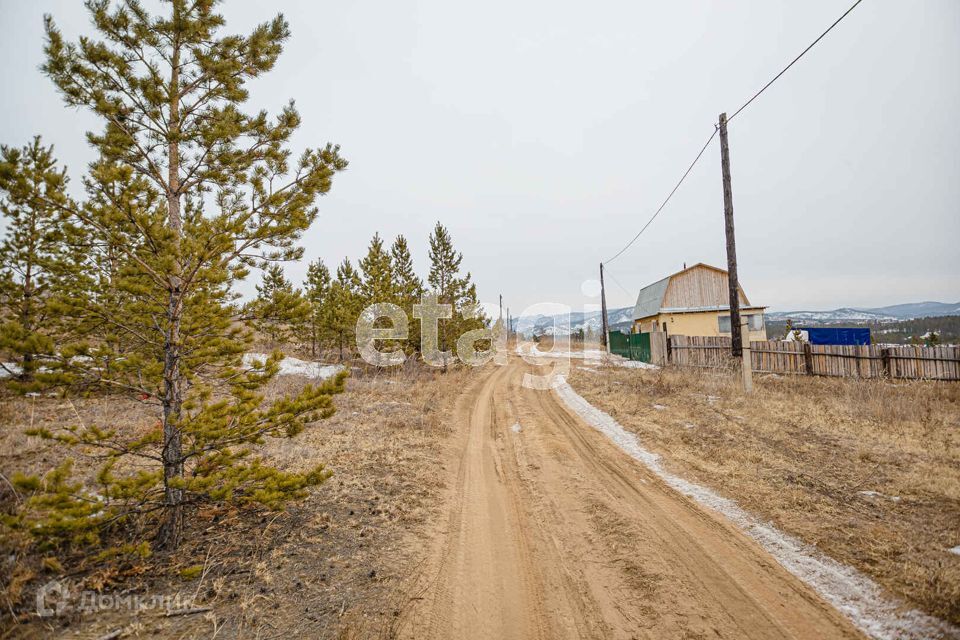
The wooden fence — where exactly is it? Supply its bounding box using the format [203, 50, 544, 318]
[668, 336, 733, 369]
[667, 335, 960, 381]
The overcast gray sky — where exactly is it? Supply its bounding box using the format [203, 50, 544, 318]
[1, 0, 958, 315]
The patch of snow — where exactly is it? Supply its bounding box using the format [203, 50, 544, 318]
[511, 422, 522, 433]
[858, 491, 901, 503]
[243, 353, 344, 381]
[518, 343, 659, 370]
[526, 344, 607, 361]
[0, 362, 58, 378]
[0, 362, 21, 379]
[553, 376, 958, 640]
[652, 404, 667, 411]
[948, 546, 960, 557]
[582, 350, 609, 361]
[618, 360, 659, 370]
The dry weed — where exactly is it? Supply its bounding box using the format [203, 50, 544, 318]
[569, 364, 960, 624]
[0, 359, 477, 639]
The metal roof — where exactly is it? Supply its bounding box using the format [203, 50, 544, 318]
[632, 276, 670, 320]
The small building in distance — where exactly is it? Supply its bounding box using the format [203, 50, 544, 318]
[632, 263, 766, 340]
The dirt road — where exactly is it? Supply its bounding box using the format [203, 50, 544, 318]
[398, 360, 865, 639]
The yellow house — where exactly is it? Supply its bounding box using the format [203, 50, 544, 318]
[632, 263, 766, 340]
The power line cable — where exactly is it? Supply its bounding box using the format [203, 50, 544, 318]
[602, 0, 865, 267]
[605, 268, 633, 298]
[603, 126, 718, 265]
[727, 0, 865, 123]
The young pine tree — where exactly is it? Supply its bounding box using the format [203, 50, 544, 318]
[359, 232, 402, 359]
[303, 258, 332, 356]
[359, 233, 395, 305]
[390, 235, 423, 354]
[252, 264, 309, 345]
[327, 259, 362, 361]
[30, 0, 348, 549]
[427, 223, 484, 367]
[0, 137, 72, 387]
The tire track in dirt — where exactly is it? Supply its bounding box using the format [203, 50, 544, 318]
[400, 364, 552, 639]
[399, 359, 866, 639]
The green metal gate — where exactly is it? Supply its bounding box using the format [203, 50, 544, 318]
[630, 332, 651, 363]
[608, 331, 630, 359]
[607, 332, 652, 363]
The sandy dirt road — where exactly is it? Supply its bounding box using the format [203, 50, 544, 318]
[398, 360, 865, 640]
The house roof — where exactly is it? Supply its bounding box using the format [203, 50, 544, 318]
[632, 275, 671, 319]
[632, 262, 763, 320]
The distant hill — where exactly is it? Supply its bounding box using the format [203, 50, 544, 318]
[768, 301, 960, 323]
[511, 306, 633, 336]
[511, 301, 960, 337]
[766, 308, 898, 323]
[861, 301, 960, 319]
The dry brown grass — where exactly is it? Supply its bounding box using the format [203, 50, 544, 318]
[0, 360, 476, 639]
[568, 364, 960, 625]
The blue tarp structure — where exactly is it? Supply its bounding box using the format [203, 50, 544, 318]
[798, 327, 871, 346]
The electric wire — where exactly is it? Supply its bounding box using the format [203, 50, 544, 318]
[603, 126, 718, 265]
[605, 268, 633, 298]
[602, 0, 866, 266]
[727, 0, 865, 123]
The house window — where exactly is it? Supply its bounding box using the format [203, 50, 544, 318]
[719, 314, 763, 333]
[718, 315, 731, 333]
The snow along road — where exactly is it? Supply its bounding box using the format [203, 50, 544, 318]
[397, 357, 874, 640]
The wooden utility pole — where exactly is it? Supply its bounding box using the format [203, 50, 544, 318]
[600, 262, 610, 352]
[718, 112, 743, 358]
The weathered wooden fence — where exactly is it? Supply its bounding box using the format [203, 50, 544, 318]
[668, 336, 733, 369]
[667, 335, 960, 381]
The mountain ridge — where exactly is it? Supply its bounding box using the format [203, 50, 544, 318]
[510, 301, 960, 335]
[767, 301, 960, 323]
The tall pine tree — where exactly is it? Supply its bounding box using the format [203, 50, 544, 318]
[0, 137, 72, 387]
[427, 223, 484, 367]
[30, 0, 348, 549]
